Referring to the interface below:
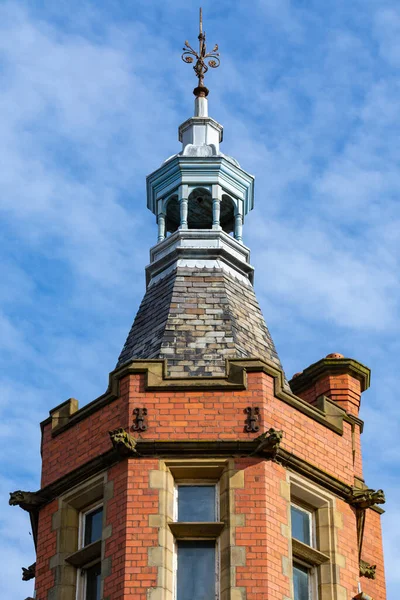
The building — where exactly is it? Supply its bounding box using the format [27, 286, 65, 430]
[10, 14, 386, 600]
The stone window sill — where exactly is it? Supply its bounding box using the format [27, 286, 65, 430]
[292, 538, 330, 566]
[169, 522, 225, 538]
[65, 540, 101, 568]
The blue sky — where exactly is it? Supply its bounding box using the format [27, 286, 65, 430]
[1, 0, 399, 597]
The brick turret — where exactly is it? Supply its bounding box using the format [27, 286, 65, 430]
[289, 353, 371, 416]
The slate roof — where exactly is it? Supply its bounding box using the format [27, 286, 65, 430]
[117, 266, 284, 378]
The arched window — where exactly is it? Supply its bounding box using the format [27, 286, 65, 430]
[165, 195, 180, 234]
[220, 194, 235, 235]
[187, 187, 213, 229]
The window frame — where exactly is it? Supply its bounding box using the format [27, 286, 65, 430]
[174, 480, 220, 522]
[173, 534, 220, 600]
[289, 475, 339, 600]
[172, 479, 222, 600]
[293, 558, 319, 600]
[79, 502, 104, 549]
[74, 502, 104, 600]
[76, 558, 102, 600]
[291, 500, 316, 548]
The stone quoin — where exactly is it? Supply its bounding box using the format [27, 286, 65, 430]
[11, 9, 386, 600]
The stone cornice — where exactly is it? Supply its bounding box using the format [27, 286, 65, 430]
[42, 358, 356, 438]
[16, 439, 384, 515]
[11, 437, 385, 550]
[146, 155, 254, 216]
[289, 357, 371, 395]
[145, 235, 255, 286]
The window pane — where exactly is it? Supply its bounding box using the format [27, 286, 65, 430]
[177, 541, 215, 600]
[84, 506, 103, 546]
[291, 505, 311, 545]
[178, 486, 216, 522]
[293, 563, 309, 600]
[86, 562, 101, 600]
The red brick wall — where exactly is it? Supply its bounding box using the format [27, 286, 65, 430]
[235, 459, 291, 600]
[103, 460, 159, 599]
[336, 499, 360, 597]
[35, 499, 58, 599]
[361, 508, 386, 600]
[36, 369, 386, 599]
[41, 371, 357, 488]
[296, 373, 362, 416]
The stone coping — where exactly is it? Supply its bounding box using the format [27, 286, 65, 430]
[289, 357, 371, 395]
[41, 358, 361, 438]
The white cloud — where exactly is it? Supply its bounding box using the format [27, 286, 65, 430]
[0, 1, 399, 598]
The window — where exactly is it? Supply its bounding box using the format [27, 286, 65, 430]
[171, 483, 222, 600]
[177, 484, 217, 522]
[77, 504, 103, 600]
[293, 563, 311, 600]
[54, 475, 105, 600]
[80, 562, 101, 600]
[177, 541, 216, 600]
[291, 503, 316, 600]
[82, 504, 103, 547]
[291, 504, 313, 546]
[64, 502, 103, 600]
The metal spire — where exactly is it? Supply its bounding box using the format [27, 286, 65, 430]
[181, 7, 220, 98]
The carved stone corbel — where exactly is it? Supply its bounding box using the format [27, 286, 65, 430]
[349, 487, 385, 566]
[109, 427, 138, 457]
[254, 428, 283, 459]
[22, 562, 36, 581]
[350, 488, 385, 510]
[9, 491, 44, 552]
[9, 491, 46, 511]
[359, 560, 376, 580]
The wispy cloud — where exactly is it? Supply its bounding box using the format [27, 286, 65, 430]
[1, 1, 398, 598]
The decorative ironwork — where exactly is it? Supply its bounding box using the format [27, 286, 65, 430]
[245, 406, 260, 433]
[181, 7, 220, 97]
[132, 407, 148, 432]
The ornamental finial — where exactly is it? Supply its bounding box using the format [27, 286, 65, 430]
[181, 7, 220, 98]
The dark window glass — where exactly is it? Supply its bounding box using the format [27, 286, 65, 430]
[291, 505, 311, 546]
[178, 486, 216, 522]
[177, 541, 215, 600]
[86, 562, 101, 600]
[293, 563, 309, 600]
[84, 506, 103, 546]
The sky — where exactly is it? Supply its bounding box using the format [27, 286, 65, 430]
[0, 0, 399, 597]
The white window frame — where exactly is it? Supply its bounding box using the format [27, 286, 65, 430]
[290, 474, 338, 600]
[75, 502, 103, 600]
[293, 558, 318, 600]
[173, 481, 221, 600]
[79, 502, 103, 549]
[291, 501, 315, 548]
[174, 481, 220, 522]
[75, 559, 102, 600]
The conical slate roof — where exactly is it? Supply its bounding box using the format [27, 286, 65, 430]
[117, 96, 285, 378]
[117, 264, 283, 377]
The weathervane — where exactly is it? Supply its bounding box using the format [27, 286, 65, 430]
[181, 8, 220, 98]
